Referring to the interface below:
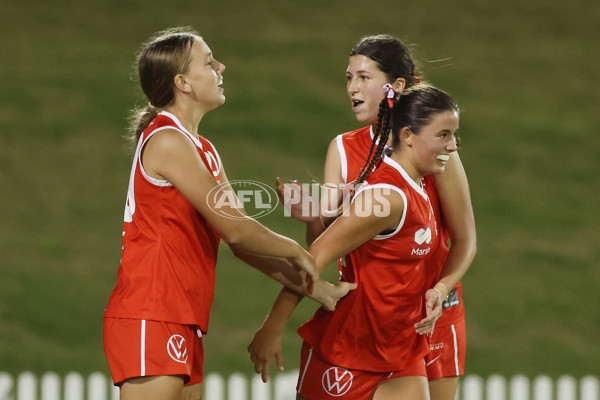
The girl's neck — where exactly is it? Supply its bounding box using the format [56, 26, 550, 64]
[388, 150, 423, 185]
[165, 104, 205, 137]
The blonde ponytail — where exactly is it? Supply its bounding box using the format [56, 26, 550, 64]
[127, 103, 159, 146]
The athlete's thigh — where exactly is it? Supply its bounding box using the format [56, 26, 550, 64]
[373, 375, 430, 400]
[120, 375, 184, 400]
[180, 382, 203, 400]
[428, 376, 459, 400]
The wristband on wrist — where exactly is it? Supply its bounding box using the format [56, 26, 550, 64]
[434, 282, 449, 299]
[432, 288, 445, 301]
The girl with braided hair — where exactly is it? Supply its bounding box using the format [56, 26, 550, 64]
[249, 35, 476, 400]
[254, 82, 460, 399]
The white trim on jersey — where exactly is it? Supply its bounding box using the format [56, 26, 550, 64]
[352, 183, 407, 240]
[138, 126, 178, 187]
[123, 135, 144, 222]
[381, 155, 428, 200]
[160, 111, 204, 150]
[335, 134, 348, 184]
[140, 320, 147, 377]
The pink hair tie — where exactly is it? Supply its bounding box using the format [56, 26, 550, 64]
[383, 83, 396, 109]
[413, 75, 421, 84]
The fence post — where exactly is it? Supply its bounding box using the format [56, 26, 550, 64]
[509, 374, 529, 400]
[462, 374, 483, 400]
[64, 373, 83, 400]
[0, 373, 14, 400]
[227, 373, 247, 400]
[40, 373, 60, 400]
[581, 375, 599, 400]
[533, 375, 553, 400]
[273, 371, 298, 400]
[87, 373, 107, 400]
[17, 372, 36, 400]
[110, 380, 119, 400]
[204, 373, 225, 400]
[486, 374, 506, 400]
[250, 375, 270, 400]
[556, 375, 576, 400]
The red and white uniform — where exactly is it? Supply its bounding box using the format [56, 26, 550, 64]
[298, 154, 438, 372]
[104, 111, 222, 332]
[422, 175, 466, 378]
[335, 126, 466, 378]
[336, 126, 375, 184]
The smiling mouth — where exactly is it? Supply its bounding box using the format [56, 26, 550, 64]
[436, 154, 450, 161]
[352, 100, 364, 108]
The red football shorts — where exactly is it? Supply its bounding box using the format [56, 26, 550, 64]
[296, 341, 427, 399]
[425, 318, 466, 380]
[103, 318, 204, 386]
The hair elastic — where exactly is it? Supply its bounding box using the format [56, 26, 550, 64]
[383, 83, 397, 109]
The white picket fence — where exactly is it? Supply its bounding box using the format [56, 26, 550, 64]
[0, 371, 598, 400]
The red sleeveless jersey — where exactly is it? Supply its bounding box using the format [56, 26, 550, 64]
[298, 155, 438, 371]
[336, 127, 465, 327]
[104, 111, 221, 332]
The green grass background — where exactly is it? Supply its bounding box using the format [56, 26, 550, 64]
[1, 0, 599, 380]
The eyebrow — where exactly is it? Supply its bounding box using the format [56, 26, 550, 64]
[439, 128, 459, 134]
[346, 69, 373, 76]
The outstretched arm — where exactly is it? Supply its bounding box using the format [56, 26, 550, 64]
[231, 247, 353, 312]
[248, 187, 403, 381]
[142, 129, 319, 283]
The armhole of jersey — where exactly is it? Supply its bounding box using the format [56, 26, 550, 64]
[137, 127, 191, 187]
[352, 183, 407, 240]
[335, 134, 348, 183]
[204, 137, 223, 177]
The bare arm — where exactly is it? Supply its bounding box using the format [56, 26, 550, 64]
[231, 247, 355, 311]
[142, 129, 318, 281]
[433, 152, 477, 293]
[309, 187, 404, 272]
[414, 153, 476, 334]
[248, 187, 402, 381]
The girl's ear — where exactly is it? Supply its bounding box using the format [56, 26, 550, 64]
[174, 74, 191, 93]
[400, 127, 413, 146]
[392, 78, 406, 93]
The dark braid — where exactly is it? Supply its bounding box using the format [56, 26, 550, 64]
[337, 98, 392, 216]
[336, 83, 459, 217]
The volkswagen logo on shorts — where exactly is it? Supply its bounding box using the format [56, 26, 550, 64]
[322, 367, 353, 396]
[207, 180, 279, 220]
[167, 335, 188, 363]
